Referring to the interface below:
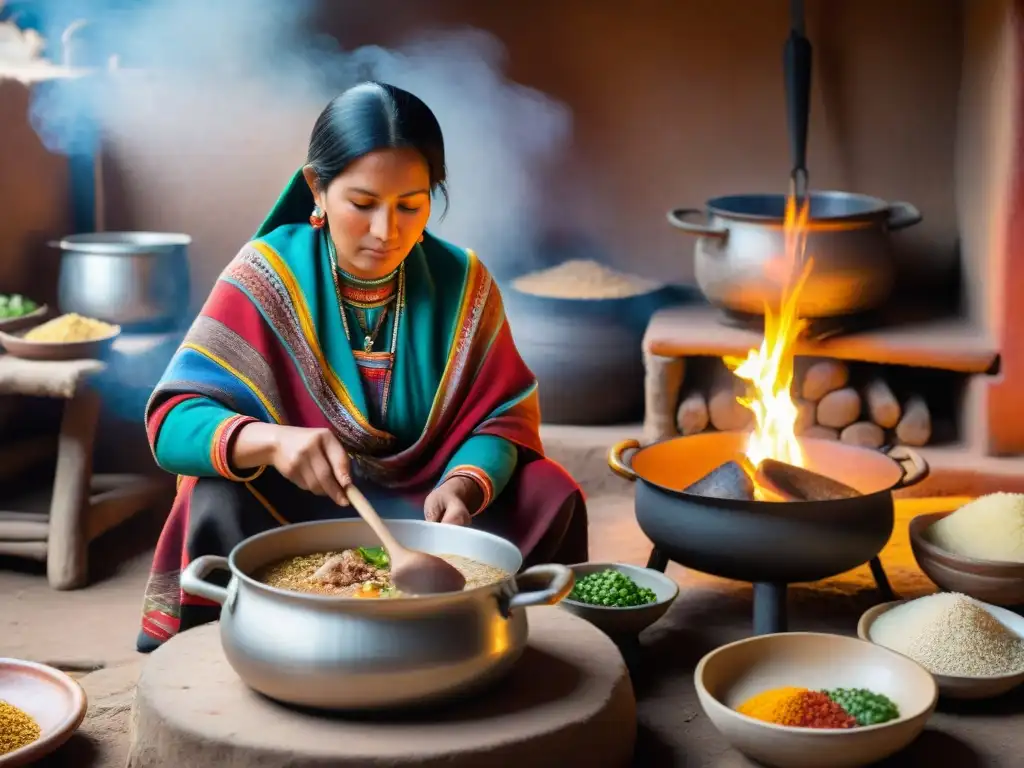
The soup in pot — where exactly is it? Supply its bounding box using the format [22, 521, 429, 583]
[254, 546, 509, 598]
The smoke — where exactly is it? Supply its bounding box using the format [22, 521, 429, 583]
[13, 0, 572, 420]
[24, 0, 571, 259]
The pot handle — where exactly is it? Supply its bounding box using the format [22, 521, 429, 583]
[507, 564, 575, 610]
[667, 209, 729, 241]
[886, 201, 922, 231]
[887, 445, 929, 489]
[180, 555, 231, 605]
[608, 439, 642, 481]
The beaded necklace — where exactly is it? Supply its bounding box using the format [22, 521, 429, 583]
[325, 233, 405, 355]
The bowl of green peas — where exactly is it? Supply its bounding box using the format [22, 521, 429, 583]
[559, 562, 679, 636]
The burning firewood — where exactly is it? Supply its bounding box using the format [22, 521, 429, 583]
[676, 390, 710, 436]
[816, 387, 862, 429]
[800, 359, 850, 402]
[755, 459, 861, 501]
[684, 459, 756, 501]
[840, 421, 885, 449]
[895, 394, 931, 447]
[863, 378, 901, 429]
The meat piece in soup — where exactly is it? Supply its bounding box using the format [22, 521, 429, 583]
[312, 549, 380, 587]
[255, 546, 509, 598]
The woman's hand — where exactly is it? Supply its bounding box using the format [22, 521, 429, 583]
[423, 476, 484, 526]
[271, 426, 352, 506]
[233, 423, 351, 506]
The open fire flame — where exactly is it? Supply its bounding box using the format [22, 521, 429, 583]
[724, 193, 815, 480]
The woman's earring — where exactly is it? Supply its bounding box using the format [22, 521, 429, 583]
[417, 234, 424, 243]
[310, 204, 326, 230]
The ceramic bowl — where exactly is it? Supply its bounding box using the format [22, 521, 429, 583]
[0, 304, 48, 334]
[0, 658, 88, 767]
[558, 562, 679, 636]
[858, 598, 1024, 699]
[909, 511, 1024, 606]
[0, 324, 120, 362]
[695, 632, 937, 768]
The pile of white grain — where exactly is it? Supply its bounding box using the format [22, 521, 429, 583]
[511, 259, 661, 299]
[925, 492, 1024, 562]
[870, 593, 1024, 677]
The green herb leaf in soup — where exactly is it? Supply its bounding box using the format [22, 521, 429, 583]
[358, 546, 390, 569]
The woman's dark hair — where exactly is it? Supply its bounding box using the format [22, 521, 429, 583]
[306, 82, 448, 211]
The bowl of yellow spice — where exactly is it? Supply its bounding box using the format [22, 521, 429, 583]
[0, 658, 87, 766]
[694, 632, 937, 768]
[0, 313, 120, 361]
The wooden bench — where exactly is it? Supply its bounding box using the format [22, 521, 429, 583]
[0, 355, 169, 589]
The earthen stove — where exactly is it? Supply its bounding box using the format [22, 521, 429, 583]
[127, 607, 636, 768]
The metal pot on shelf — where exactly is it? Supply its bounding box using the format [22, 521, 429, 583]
[54, 232, 192, 331]
[179, 518, 574, 711]
[667, 192, 922, 318]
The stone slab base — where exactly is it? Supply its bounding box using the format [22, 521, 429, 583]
[127, 606, 636, 768]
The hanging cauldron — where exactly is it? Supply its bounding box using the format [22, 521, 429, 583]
[667, 192, 922, 319]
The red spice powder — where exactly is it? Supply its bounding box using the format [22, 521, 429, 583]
[786, 691, 857, 729]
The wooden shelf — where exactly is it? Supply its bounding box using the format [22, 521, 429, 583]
[645, 305, 999, 374]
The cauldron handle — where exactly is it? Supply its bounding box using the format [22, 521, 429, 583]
[887, 445, 929, 489]
[608, 439, 641, 481]
[180, 555, 230, 605]
[667, 209, 729, 241]
[886, 201, 923, 231]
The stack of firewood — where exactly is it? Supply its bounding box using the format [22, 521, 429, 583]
[675, 358, 932, 449]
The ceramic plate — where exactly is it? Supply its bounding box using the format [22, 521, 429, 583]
[0, 325, 120, 362]
[0, 658, 88, 766]
[0, 305, 48, 334]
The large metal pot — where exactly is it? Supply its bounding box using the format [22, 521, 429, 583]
[668, 191, 922, 318]
[607, 432, 928, 634]
[55, 232, 192, 331]
[179, 519, 574, 711]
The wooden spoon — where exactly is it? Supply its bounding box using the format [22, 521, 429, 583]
[344, 485, 467, 595]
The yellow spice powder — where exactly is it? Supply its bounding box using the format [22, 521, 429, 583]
[23, 313, 118, 343]
[0, 699, 41, 755]
[736, 686, 810, 725]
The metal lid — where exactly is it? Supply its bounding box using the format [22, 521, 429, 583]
[56, 232, 192, 254]
[704, 191, 891, 223]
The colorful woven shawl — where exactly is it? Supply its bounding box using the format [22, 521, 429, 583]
[145, 170, 543, 487]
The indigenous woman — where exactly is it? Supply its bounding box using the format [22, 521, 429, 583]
[137, 82, 588, 652]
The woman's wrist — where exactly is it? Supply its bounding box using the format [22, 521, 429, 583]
[230, 422, 282, 469]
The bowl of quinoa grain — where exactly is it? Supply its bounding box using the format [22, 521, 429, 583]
[909, 496, 1024, 606]
[858, 593, 1024, 700]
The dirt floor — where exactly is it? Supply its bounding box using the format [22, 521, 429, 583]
[1, 493, 1022, 767]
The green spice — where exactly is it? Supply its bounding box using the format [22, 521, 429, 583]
[357, 546, 390, 569]
[569, 569, 657, 608]
[822, 688, 900, 726]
